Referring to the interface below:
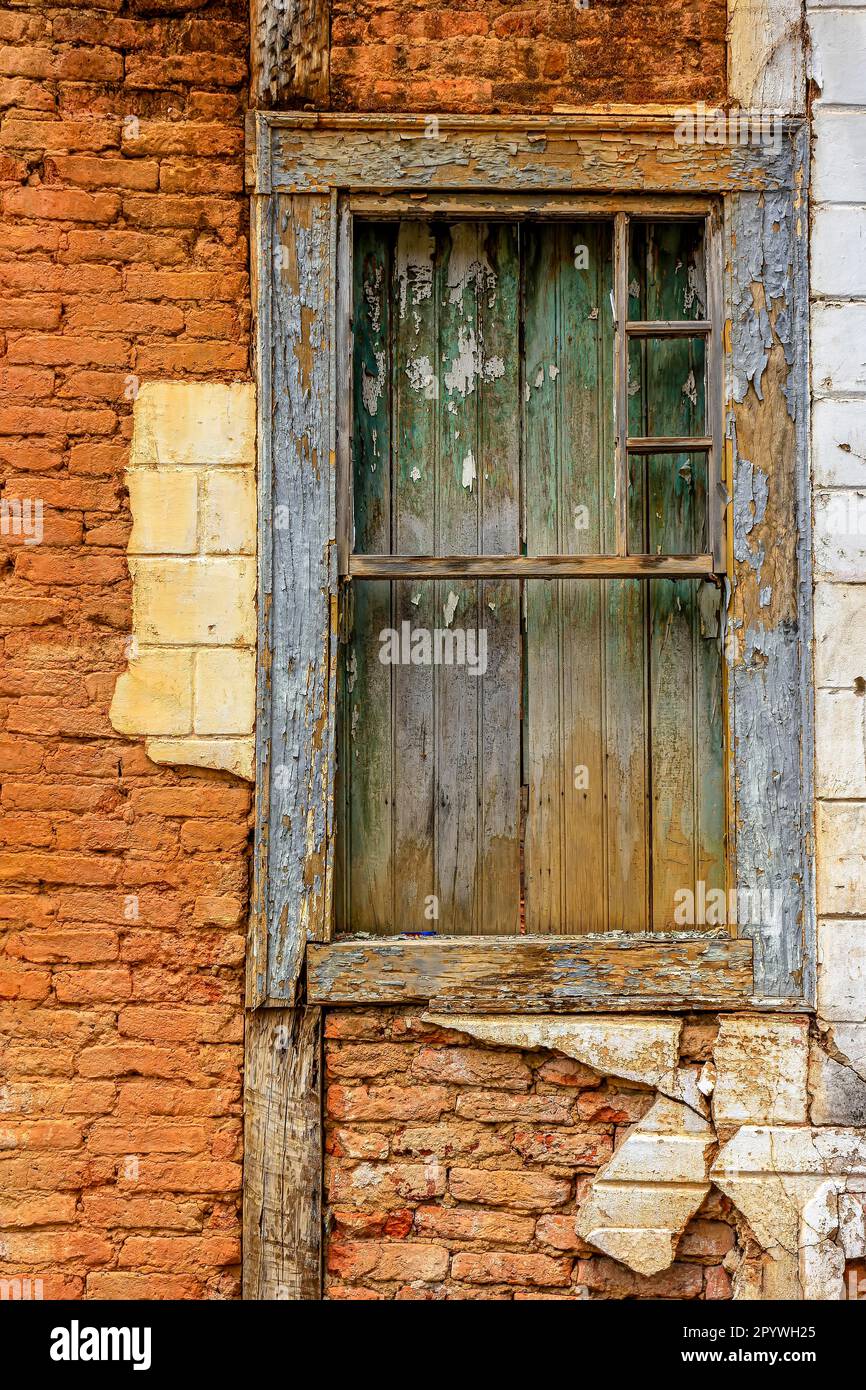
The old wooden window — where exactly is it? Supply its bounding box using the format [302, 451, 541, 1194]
[336, 208, 726, 937]
[250, 115, 812, 1015]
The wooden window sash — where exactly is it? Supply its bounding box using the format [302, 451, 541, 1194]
[342, 202, 725, 579]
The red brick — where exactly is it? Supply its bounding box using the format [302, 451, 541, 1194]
[704, 1266, 733, 1299]
[678, 1219, 736, 1262]
[451, 1251, 571, 1287]
[0, 298, 61, 330]
[328, 1240, 449, 1283]
[54, 967, 132, 1003]
[411, 1045, 532, 1090]
[454, 1090, 572, 1123]
[0, 1229, 113, 1267]
[535, 1215, 595, 1253]
[0, 119, 120, 153]
[0, 1193, 77, 1226]
[117, 1235, 239, 1272]
[86, 1272, 204, 1299]
[511, 1127, 613, 1168]
[448, 1168, 571, 1212]
[327, 1084, 453, 1122]
[575, 1257, 704, 1299]
[3, 186, 121, 222]
[45, 154, 159, 190]
[327, 1161, 446, 1206]
[327, 1043, 412, 1081]
[414, 1205, 534, 1244]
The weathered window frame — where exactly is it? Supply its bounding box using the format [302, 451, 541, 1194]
[248, 113, 814, 1017]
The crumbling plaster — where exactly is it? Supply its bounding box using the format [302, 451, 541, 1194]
[425, 1013, 865, 1298]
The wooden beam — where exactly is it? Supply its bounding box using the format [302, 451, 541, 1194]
[262, 114, 802, 197]
[253, 191, 336, 1006]
[348, 192, 716, 218]
[627, 436, 713, 454]
[250, 0, 329, 108]
[347, 554, 716, 580]
[626, 320, 712, 338]
[307, 935, 755, 1012]
[243, 1007, 322, 1300]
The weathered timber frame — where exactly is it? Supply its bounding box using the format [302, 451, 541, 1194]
[244, 114, 814, 1298]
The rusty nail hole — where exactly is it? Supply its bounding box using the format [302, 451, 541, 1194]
[854, 677, 866, 696]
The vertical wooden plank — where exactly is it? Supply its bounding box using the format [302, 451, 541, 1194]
[729, 158, 814, 1000]
[635, 221, 724, 928]
[243, 1007, 322, 1300]
[392, 221, 438, 932]
[475, 223, 521, 935]
[524, 222, 616, 932]
[434, 223, 485, 932]
[261, 191, 334, 1000]
[341, 224, 394, 932]
[614, 213, 629, 557]
[523, 222, 563, 932]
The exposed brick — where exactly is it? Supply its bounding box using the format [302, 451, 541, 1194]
[411, 1045, 532, 1090]
[448, 1168, 571, 1212]
[451, 1251, 572, 1287]
[328, 1239, 449, 1283]
[414, 1205, 534, 1245]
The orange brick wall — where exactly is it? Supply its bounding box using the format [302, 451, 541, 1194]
[331, 0, 727, 111]
[0, 1, 250, 1300]
[324, 1011, 739, 1300]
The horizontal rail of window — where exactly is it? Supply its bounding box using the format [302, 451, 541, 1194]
[347, 554, 718, 580]
[626, 320, 712, 337]
[626, 436, 713, 453]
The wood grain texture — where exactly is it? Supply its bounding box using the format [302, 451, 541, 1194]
[348, 554, 716, 578]
[254, 192, 335, 1004]
[263, 114, 799, 197]
[250, 0, 329, 108]
[523, 220, 615, 933]
[728, 153, 814, 1001]
[243, 1007, 322, 1300]
[339, 222, 521, 935]
[307, 935, 755, 1011]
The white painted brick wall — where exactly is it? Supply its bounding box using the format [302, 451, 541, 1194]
[809, 1, 866, 1027]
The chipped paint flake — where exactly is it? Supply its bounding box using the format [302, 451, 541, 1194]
[361, 350, 385, 417]
[461, 450, 476, 492]
[443, 590, 459, 627]
[405, 354, 435, 395]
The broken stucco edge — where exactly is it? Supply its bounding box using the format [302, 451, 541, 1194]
[425, 1013, 866, 1295]
[109, 382, 258, 783]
